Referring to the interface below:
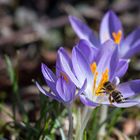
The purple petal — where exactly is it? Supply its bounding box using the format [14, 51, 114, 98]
[41, 63, 57, 93]
[123, 40, 140, 59]
[35, 81, 59, 101]
[56, 76, 76, 103]
[100, 10, 123, 43]
[117, 80, 140, 98]
[96, 40, 115, 74]
[102, 100, 139, 108]
[77, 39, 99, 63]
[115, 59, 130, 77]
[109, 46, 119, 81]
[57, 47, 79, 86]
[76, 79, 87, 97]
[80, 94, 99, 107]
[72, 46, 93, 86]
[56, 47, 72, 76]
[69, 16, 100, 47]
[41, 63, 57, 82]
[121, 28, 140, 58]
[113, 100, 139, 108]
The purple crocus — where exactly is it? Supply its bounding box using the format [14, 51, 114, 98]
[69, 10, 140, 59]
[58, 40, 140, 108]
[36, 63, 86, 105]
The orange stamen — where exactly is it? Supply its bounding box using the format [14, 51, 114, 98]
[112, 30, 122, 45]
[95, 68, 109, 95]
[60, 72, 69, 83]
[93, 71, 98, 95]
[90, 62, 97, 74]
[90, 62, 109, 97]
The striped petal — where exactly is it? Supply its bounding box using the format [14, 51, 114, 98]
[69, 15, 100, 47]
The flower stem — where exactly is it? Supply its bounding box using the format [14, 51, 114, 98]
[76, 106, 93, 140]
[67, 105, 73, 140]
[81, 107, 92, 138]
[98, 105, 108, 140]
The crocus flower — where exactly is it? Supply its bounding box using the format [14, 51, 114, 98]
[36, 63, 86, 105]
[58, 40, 140, 108]
[69, 10, 140, 59]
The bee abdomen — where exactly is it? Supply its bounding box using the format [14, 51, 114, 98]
[112, 90, 125, 103]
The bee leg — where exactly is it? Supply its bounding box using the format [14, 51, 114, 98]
[111, 99, 115, 103]
[101, 87, 106, 90]
[96, 89, 105, 96]
[109, 94, 115, 104]
[97, 91, 105, 94]
[109, 95, 112, 104]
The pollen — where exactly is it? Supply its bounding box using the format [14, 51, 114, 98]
[112, 30, 122, 45]
[60, 72, 69, 83]
[90, 62, 109, 96]
[95, 68, 109, 96]
[90, 62, 97, 74]
[93, 71, 98, 94]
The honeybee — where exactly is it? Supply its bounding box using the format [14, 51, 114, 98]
[101, 81, 125, 104]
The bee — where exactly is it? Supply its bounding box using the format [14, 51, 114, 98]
[101, 81, 125, 104]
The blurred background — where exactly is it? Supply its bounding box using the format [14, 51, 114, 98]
[0, 0, 140, 139]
